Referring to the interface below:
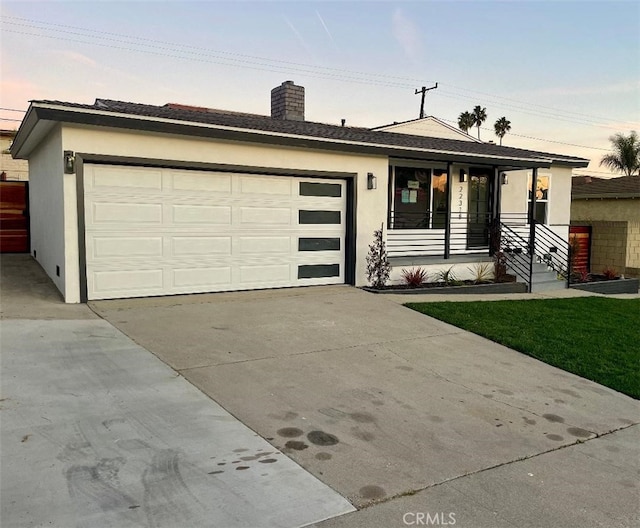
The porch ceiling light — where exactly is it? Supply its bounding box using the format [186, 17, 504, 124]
[459, 169, 467, 182]
[367, 172, 377, 190]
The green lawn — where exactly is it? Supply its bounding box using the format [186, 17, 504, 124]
[406, 297, 640, 399]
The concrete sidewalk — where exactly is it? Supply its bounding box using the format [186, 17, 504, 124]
[0, 256, 354, 527]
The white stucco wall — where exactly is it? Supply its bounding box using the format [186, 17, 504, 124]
[60, 125, 389, 298]
[501, 165, 572, 225]
[27, 126, 68, 298]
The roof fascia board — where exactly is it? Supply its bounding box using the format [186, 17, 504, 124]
[23, 103, 552, 168]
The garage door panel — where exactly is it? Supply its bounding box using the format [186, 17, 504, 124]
[172, 267, 232, 288]
[239, 176, 292, 195]
[84, 165, 347, 300]
[90, 166, 163, 191]
[91, 236, 164, 258]
[172, 204, 232, 224]
[170, 171, 232, 193]
[92, 202, 163, 224]
[237, 236, 291, 254]
[239, 263, 291, 284]
[239, 207, 291, 225]
[92, 269, 164, 294]
[171, 236, 232, 256]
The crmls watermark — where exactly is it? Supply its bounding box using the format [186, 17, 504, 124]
[402, 512, 457, 526]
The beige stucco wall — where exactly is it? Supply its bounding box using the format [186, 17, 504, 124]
[27, 126, 67, 298]
[502, 166, 573, 225]
[60, 125, 389, 300]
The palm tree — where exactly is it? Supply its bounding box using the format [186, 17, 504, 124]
[600, 131, 640, 176]
[458, 111, 475, 134]
[472, 105, 487, 140]
[494, 117, 511, 145]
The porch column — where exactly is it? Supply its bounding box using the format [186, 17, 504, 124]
[528, 167, 538, 290]
[444, 162, 452, 259]
[492, 167, 502, 224]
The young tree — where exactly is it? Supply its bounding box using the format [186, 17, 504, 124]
[600, 131, 640, 176]
[366, 226, 391, 289]
[494, 117, 511, 146]
[457, 111, 475, 134]
[472, 105, 487, 140]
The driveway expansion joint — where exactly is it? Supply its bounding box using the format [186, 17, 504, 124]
[357, 422, 639, 511]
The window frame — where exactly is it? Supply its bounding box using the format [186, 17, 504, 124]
[389, 164, 448, 230]
[527, 172, 551, 224]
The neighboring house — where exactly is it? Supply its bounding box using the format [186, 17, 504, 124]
[571, 175, 640, 278]
[11, 81, 588, 303]
[1, 129, 29, 181]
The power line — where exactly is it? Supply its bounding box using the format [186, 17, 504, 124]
[2, 15, 637, 129]
[0, 108, 26, 113]
[433, 117, 610, 151]
[0, 118, 23, 122]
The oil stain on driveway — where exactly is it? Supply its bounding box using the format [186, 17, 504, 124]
[0, 319, 354, 527]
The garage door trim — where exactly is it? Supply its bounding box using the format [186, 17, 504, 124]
[75, 154, 357, 302]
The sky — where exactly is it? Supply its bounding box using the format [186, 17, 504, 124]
[1, 0, 639, 176]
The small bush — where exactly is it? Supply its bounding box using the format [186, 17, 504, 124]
[602, 266, 618, 280]
[434, 265, 458, 285]
[576, 269, 591, 283]
[493, 251, 508, 282]
[468, 262, 493, 284]
[366, 226, 391, 289]
[401, 267, 428, 288]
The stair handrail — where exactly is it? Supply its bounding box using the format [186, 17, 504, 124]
[499, 222, 532, 291]
[533, 222, 572, 286]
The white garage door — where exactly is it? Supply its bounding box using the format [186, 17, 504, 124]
[83, 164, 347, 300]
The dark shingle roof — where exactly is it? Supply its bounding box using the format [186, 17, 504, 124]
[27, 98, 589, 166]
[572, 175, 640, 199]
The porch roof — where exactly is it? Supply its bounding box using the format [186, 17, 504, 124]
[12, 99, 589, 169]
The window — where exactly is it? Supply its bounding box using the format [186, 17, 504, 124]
[390, 166, 448, 229]
[527, 174, 550, 224]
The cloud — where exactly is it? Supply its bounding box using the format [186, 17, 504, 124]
[54, 50, 97, 67]
[392, 8, 422, 61]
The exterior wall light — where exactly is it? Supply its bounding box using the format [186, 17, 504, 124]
[367, 172, 377, 190]
[501, 172, 508, 185]
[459, 169, 467, 182]
[64, 151, 76, 174]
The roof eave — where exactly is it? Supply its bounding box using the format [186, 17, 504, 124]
[13, 103, 553, 168]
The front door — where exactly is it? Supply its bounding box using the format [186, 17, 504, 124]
[467, 170, 491, 248]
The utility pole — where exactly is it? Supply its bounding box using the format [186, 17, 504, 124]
[414, 83, 438, 119]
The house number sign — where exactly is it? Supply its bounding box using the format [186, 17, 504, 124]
[458, 185, 464, 219]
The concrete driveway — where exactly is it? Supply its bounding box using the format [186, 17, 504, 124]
[89, 283, 640, 527]
[1, 256, 353, 528]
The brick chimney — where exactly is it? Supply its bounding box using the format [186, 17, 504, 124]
[271, 81, 304, 121]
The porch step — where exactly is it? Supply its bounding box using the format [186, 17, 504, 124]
[530, 278, 567, 292]
[507, 256, 567, 292]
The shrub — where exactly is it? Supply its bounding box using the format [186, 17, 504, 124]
[434, 265, 458, 285]
[468, 262, 493, 284]
[577, 269, 591, 283]
[602, 266, 618, 280]
[366, 226, 391, 289]
[401, 267, 428, 288]
[493, 251, 508, 282]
